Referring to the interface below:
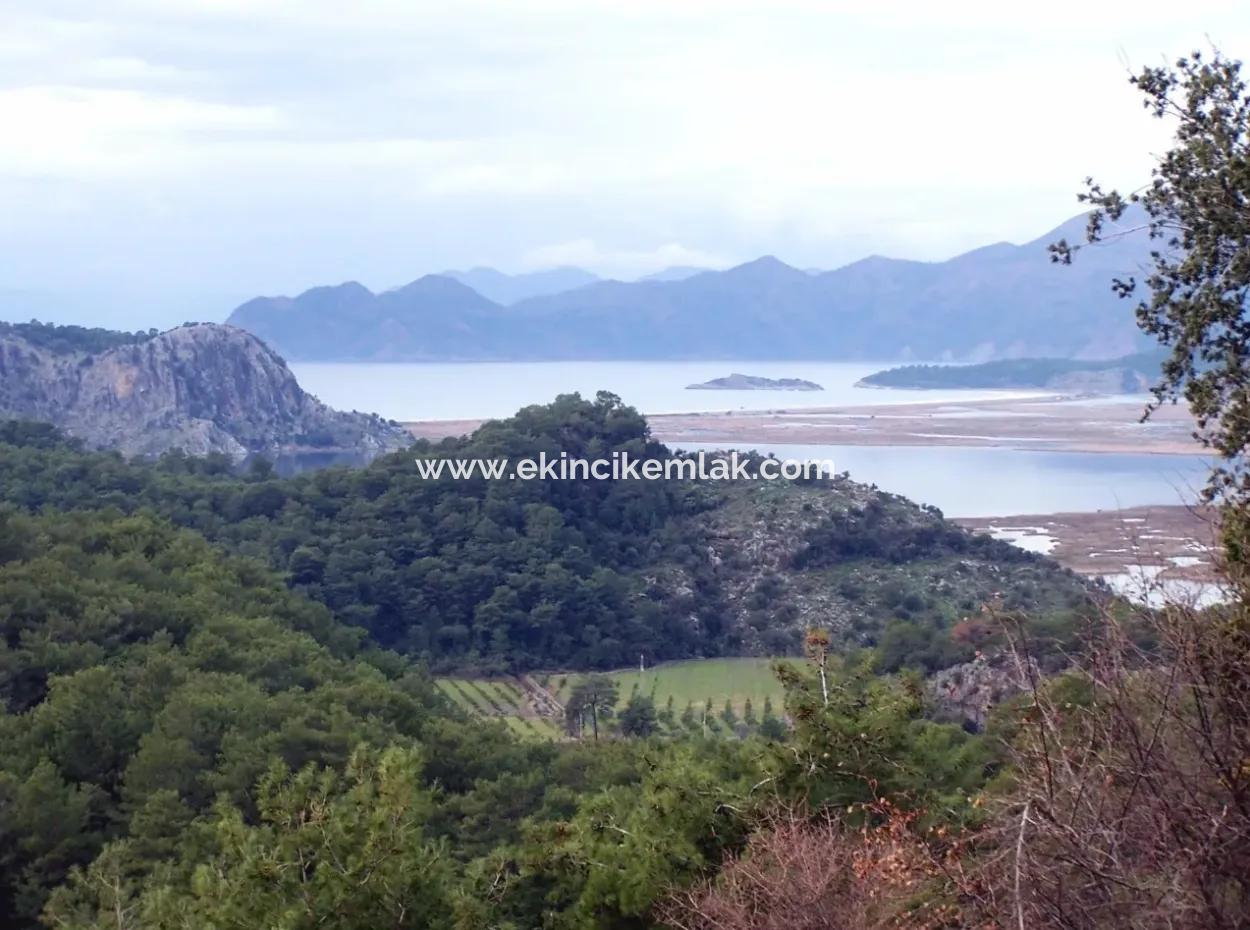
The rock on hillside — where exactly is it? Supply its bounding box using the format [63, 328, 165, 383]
[652, 472, 1094, 657]
[0, 322, 410, 458]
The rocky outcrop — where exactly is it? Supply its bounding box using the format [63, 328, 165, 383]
[0, 323, 410, 459]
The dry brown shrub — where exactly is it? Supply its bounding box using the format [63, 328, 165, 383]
[966, 591, 1250, 930]
[658, 803, 969, 930]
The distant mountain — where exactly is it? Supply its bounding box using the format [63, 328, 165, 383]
[0, 321, 409, 458]
[640, 266, 713, 282]
[229, 274, 504, 361]
[440, 266, 600, 304]
[227, 212, 1154, 362]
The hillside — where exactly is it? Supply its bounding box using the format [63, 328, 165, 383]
[858, 350, 1168, 392]
[0, 321, 409, 458]
[226, 210, 1153, 362]
[0, 394, 1094, 674]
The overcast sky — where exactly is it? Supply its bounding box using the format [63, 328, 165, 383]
[3, 0, 1250, 329]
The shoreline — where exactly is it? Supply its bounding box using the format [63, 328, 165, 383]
[405, 393, 1204, 457]
[400, 397, 1219, 586]
[955, 504, 1223, 585]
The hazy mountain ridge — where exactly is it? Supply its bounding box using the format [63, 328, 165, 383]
[227, 212, 1152, 362]
[229, 274, 505, 361]
[440, 266, 601, 304]
[0, 322, 410, 457]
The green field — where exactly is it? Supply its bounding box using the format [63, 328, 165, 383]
[557, 657, 795, 716]
[439, 658, 798, 740]
[434, 677, 563, 739]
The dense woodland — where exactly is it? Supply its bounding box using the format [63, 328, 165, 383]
[0, 503, 997, 928]
[859, 350, 1166, 389]
[4, 48, 1250, 930]
[0, 395, 1088, 675]
[0, 391, 1086, 928]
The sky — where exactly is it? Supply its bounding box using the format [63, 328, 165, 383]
[3, 0, 1250, 329]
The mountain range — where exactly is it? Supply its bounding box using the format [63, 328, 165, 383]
[227, 211, 1153, 362]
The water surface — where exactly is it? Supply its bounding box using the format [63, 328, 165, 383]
[677, 442, 1208, 518]
[288, 361, 1204, 518]
[290, 360, 1044, 421]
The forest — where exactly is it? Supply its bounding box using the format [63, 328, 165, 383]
[2, 49, 1250, 930]
[0, 502, 998, 928]
[0, 396, 1089, 675]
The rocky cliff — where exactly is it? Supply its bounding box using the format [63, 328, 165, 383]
[0, 322, 410, 458]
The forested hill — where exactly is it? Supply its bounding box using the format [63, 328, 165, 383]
[859, 350, 1168, 392]
[0, 394, 1091, 674]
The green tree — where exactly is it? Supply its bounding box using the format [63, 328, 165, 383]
[759, 694, 787, 741]
[680, 701, 697, 730]
[619, 693, 658, 738]
[1053, 49, 1250, 501]
[565, 675, 619, 741]
[46, 746, 453, 930]
[660, 694, 676, 726]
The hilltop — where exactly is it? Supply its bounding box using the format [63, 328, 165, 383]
[0, 320, 409, 458]
[0, 393, 1094, 674]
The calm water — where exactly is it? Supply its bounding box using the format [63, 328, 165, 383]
[678, 442, 1209, 518]
[287, 361, 1206, 518]
[289, 360, 1044, 421]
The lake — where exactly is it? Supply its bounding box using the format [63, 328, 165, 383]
[675, 442, 1209, 518]
[289, 360, 1044, 421]
[288, 361, 1205, 518]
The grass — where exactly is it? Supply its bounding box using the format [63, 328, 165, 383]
[561, 657, 795, 716]
[437, 657, 797, 741]
[435, 675, 562, 740]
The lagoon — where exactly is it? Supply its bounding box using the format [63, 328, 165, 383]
[289, 360, 1043, 422]
[677, 442, 1208, 518]
[289, 360, 1203, 518]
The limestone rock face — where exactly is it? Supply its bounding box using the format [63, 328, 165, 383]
[0, 323, 409, 459]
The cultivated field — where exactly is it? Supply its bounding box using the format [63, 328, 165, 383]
[438, 657, 797, 740]
[597, 657, 793, 716]
[434, 676, 564, 739]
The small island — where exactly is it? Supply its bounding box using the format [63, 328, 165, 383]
[686, 373, 824, 391]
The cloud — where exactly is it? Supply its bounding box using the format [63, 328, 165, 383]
[0, 84, 281, 177]
[519, 239, 734, 278]
[2, 0, 1250, 328]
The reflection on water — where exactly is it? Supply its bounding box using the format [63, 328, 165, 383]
[675, 441, 1209, 518]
